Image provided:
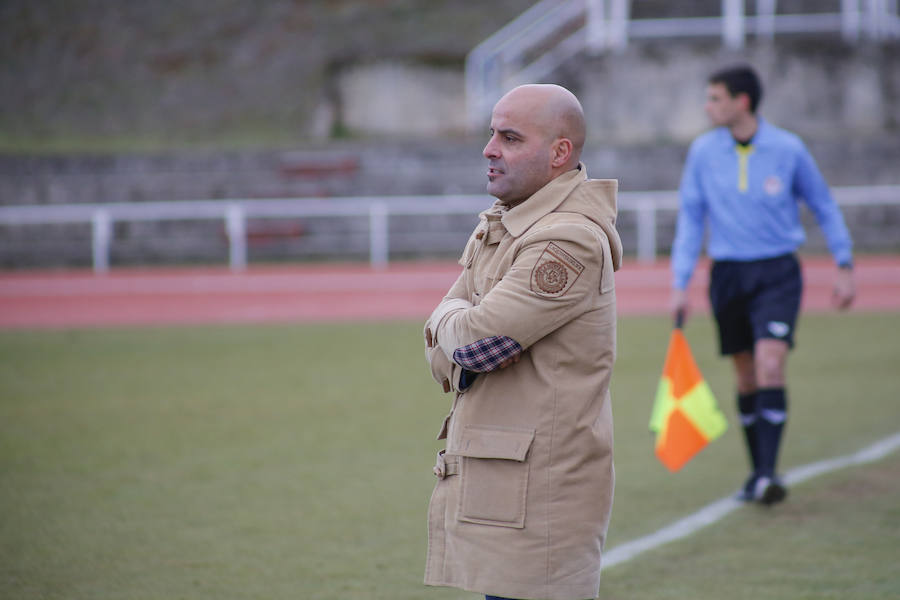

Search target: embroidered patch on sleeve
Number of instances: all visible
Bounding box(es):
[530,242,585,298]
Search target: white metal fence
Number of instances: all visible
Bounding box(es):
[466,0,900,130]
[1,185,897,272]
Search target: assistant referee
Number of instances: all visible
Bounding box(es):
[670,64,855,505]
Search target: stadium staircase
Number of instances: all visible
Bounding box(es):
[465,0,900,130]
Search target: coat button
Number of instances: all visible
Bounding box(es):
[475,231,485,240]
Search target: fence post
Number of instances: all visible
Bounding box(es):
[586,0,607,54]
[225,203,247,271]
[610,0,630,51]
[369,202,389,270]
[865,0,883,39]
[842,0,862,41]
[635,198,658,264]
[756,0,776,39]
[91,208,112,273]
[722,0,745,48]
[870,0,899,39]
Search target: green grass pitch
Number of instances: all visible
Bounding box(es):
[1,313,898,599]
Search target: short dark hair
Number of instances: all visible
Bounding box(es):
[708,65,763,113]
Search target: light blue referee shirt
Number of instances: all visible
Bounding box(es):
[671,117,853,290]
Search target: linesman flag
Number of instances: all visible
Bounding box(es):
[649,321,728,472]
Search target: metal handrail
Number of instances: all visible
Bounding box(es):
[1,185,897,273]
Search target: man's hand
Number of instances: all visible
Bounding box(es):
[670,288,690,326]
[498,353,522,369]
[832,267,855,310]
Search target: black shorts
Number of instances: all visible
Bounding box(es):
[708,254,803,355]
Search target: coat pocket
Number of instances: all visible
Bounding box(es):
[455,425,535,528]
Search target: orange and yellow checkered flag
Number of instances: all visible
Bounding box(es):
[649,325,728,472]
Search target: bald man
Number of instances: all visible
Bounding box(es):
[423,84,622,600]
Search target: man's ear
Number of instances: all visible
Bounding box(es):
[551,138,573,168]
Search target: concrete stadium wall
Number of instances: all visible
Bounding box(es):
[330,40,900,144]
[573,39,900,145]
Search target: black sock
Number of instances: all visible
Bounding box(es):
[756,388,787,478]
[737,392,760,474]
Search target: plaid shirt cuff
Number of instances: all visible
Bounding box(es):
[453,336,522,373]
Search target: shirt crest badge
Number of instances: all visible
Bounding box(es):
[764,175,783,196]
[530,242,584,297]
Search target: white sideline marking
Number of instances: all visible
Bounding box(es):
[603,431,900,569]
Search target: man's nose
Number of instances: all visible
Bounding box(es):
[483,136,499,159]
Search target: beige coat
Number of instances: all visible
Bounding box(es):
[423,165,622,600]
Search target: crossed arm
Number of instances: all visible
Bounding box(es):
[424,225,607,392]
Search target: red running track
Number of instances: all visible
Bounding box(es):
[1,256,898,329]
